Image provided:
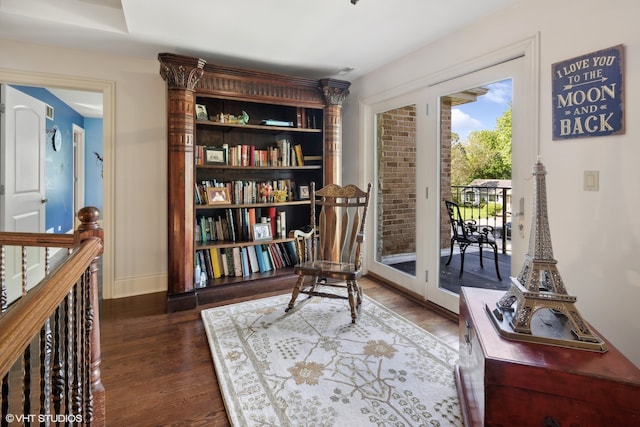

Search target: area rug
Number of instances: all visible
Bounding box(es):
[201,290,463,426]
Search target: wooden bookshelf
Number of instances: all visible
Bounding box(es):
[158,53,350,311]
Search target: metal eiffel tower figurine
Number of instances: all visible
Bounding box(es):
[488,159,607,352]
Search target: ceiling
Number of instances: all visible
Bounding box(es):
[0,0,521,117]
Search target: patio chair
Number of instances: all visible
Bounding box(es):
[444,200,502,281]
[285,182,372,323]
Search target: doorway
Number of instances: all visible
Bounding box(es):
[426,56,536,313]
[0,68,115,299]
[438,78,513,295]
[364,36,540,314]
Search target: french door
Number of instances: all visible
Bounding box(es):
[367,91,428,297]
[425,57,535,312]
[366,40,539,314]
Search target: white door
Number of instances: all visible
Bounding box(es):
[0,84,47,303]
[425,56,536,313]
[367,90,427,295]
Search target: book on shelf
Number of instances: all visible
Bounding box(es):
[232,247,243,277]
[247,245,260,273]
[203,249,215,280]
[271,243,286,269]
[240,247,250,277]
[195,252,202,285]
[198,142,308,168]
[277,242,292,266]
[210,248,222,278]
[294,144,304,166]
[255,245,267,273]
[296,107,306,128]
[263,243,276,270]
[284,240,299,265]
[195,241,298,277]
[277,211,286,239]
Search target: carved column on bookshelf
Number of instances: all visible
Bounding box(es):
[320,79,351,185]
[159,54,205,297]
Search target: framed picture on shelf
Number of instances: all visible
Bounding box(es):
[253,223,272,242]
[206,187,231,205]
[299,185,310,200]
[205,147,226,165]
[195,104,209,120]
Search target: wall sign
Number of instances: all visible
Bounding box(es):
[552,44,624,140]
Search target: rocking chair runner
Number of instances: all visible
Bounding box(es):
[285,182,372,323]
[445,200,502,281]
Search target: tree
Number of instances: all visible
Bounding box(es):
[451,106,511,185]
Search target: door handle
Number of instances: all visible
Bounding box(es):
[41,197,48,204]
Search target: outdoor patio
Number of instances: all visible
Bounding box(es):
[387,246,512,295]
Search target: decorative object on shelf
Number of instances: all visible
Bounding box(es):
[206,187,231,205]
[195,104,208,120]
[273,189,287,203]
[204,147,226,164]
[259,182,273,202]
[260,119,294,127]
[215,111,249,124]
[253,223,272,242]
[488,159,607,352]
[48,125,62,151]
[298,185,309,200]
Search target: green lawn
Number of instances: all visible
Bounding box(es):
[459,205,503,221]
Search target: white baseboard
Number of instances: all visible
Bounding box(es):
[107,273,167,299]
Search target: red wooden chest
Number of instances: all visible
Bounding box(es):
[456,287,640,427]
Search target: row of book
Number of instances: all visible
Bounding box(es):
[195,141,304,167]
[196,179,298,205]
[196,207,287,243]
[194,241,299,286]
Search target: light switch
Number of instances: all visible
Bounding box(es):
[584,170,599,191]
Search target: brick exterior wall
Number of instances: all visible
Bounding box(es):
[440,99,453,250]
[377,105,417,260]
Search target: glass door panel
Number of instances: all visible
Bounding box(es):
[375,105,417,278]
[426,56,534,313]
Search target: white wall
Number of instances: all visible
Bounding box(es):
[344,0,640,366]
[0,40,168,299]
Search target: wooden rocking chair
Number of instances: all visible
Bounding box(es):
[285,182,372,323]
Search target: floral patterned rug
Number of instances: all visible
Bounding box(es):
[201,290,463,426]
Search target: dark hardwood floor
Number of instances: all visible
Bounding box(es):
[100,276,460,426]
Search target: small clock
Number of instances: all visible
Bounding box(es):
[51,125,62,151]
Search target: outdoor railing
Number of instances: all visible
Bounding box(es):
[0,207,105,426]
[450,185,512,253]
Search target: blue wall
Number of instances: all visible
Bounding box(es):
[84,118,103,210]
[11,85,103,233]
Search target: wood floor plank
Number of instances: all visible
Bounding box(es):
[100,276,459,426]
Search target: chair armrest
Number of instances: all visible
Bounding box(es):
[478,225,495,234]
[293,228,315,239]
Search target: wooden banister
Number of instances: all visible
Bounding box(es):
[0,207,105,426]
